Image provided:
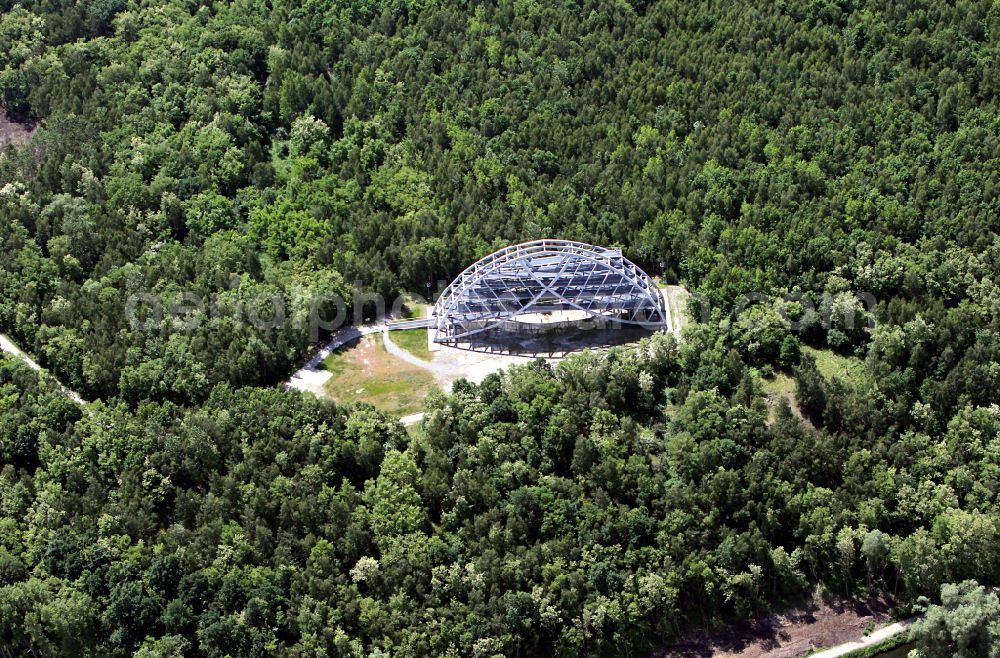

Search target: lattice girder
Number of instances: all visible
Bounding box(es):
[432,239,668,342]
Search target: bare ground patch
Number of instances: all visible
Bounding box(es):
[651,591,897,658]
[320,334,437,417]
[0,109,36,149]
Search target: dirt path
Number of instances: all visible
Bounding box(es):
[1,333,87,406]
[399,412,425,425]
[0,333,42,371]
[809,619,912,658]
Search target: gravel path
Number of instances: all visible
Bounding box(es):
[382,330,464,381]
[381,329,527,389]
[0,333,41,371]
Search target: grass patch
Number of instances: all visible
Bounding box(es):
[757,348,867,400]
[391,328,431,360]
[760,372,796,397]
[320,334,436,417]
[759,371,802,424]
[803,345,869,385]
[319,339,358,376]
[400,293,430,320]
[759,347,868,423]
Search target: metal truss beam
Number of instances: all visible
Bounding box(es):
[432,239,668,343]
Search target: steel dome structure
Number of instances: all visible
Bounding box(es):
[432,239,669,343]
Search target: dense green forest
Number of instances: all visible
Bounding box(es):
[2,338,998,656]
[2,0,1000,655]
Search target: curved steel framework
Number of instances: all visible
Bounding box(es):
[433,239,669,343]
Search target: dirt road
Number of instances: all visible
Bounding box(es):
[809,619,912,658]
[1,333,87,406]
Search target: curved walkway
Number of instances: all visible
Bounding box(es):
[286,325,433,427]
[381,330,435,370]
[381,329,475,387]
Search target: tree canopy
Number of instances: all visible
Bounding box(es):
[1,0,1000,655]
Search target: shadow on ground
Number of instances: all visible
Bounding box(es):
[0,108,36,149]
[649,595,895,658]
[447,325,661,358]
